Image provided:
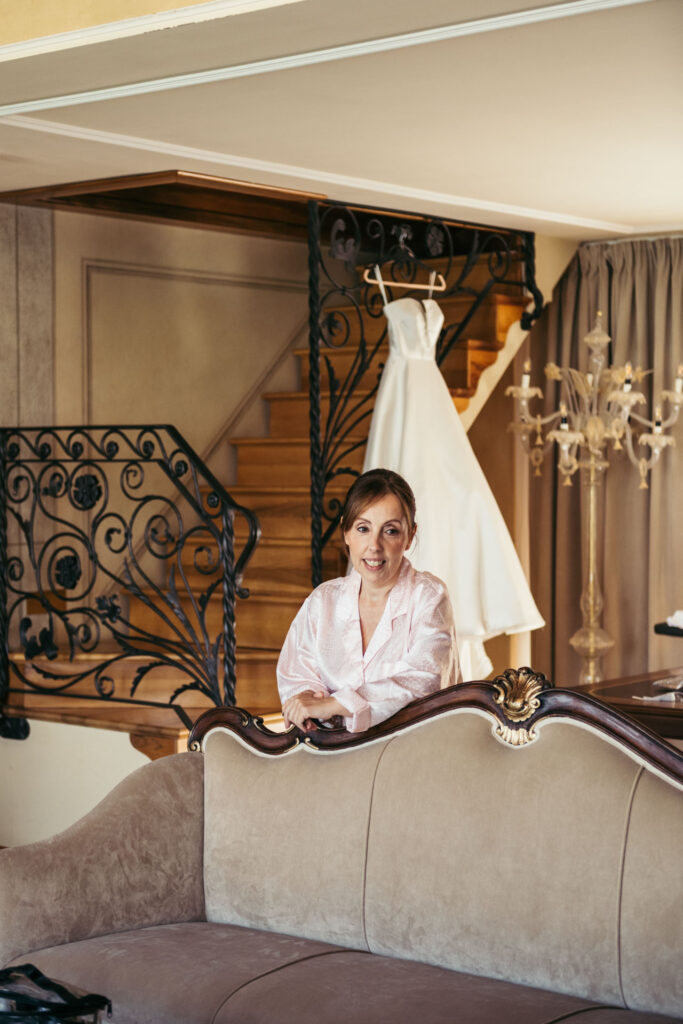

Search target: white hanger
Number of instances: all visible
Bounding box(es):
[363,263,447,294]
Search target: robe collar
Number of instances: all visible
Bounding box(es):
[338,557,414,623]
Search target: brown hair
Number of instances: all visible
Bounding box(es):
[340,468,417,535]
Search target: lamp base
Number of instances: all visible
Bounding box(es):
[569,625,616,686]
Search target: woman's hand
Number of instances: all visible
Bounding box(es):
[282,691,348,731]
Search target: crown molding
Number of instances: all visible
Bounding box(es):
[0,0,655,115]
[0,0,302,63]
[0,114,635,236]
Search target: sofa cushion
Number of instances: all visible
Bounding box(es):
[212,948,679,1024]
[18,924,678,1024]
[18,922,344,1024]
[203,728,390,948]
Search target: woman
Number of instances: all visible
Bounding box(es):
[277,468,461,733]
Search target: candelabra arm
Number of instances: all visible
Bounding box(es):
[621,423,641,469]
[628,410,656,429]
[658,405,682,431]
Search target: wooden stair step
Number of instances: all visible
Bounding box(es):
[9,647,281,711]
[2,699,203,759]
[228,485,348,540]
[449,340,500,392]
[315,292,527,354]
[243,564,319,595]
[294,340,498,392]
[231,437,366,486]
[265,388,376,436]
[264,386,471,437]
[3,699,285,758]
[180,534,343,581]
[129,589,303,651]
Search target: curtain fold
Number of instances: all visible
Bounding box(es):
[528,237,683,685]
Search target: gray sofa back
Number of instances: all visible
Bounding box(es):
[203,707,683,1018]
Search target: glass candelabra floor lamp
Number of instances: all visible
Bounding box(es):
[507,313,683,686]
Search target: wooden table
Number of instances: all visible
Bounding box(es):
[571,666,683,741]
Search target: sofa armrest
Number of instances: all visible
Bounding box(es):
[0,751,205,965]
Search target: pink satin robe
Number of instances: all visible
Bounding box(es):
[277,558,461,732]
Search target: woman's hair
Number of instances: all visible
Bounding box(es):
[340,468,416,535]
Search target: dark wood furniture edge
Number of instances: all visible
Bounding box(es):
[567,665,683,740]
[0,170,327,206]
[187,669,683,785]
[654,622,683,637]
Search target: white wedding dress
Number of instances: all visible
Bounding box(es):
[362,295,544,680]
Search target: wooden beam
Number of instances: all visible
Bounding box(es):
[0,170,327,240]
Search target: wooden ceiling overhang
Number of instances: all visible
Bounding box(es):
[0,170,328,241]
[0,170,527,244]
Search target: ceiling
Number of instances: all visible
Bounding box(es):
[0,0,681,240]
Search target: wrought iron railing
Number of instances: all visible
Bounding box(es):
[306,199,544,586]
[0,425,259,736]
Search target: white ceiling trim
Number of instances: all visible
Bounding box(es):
[0,0,655,116]
[0,0,304,63]
[0,114,635,235]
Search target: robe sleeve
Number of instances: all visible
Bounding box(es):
[276,593,331,706]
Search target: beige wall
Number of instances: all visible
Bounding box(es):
[55,211,307,480]
[0,0,217,46]
[0,720,147,847]
[534,234,577,307]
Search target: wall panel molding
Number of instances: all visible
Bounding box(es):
[80,255,307,433]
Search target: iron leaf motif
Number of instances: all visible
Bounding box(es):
[20,616,58,661]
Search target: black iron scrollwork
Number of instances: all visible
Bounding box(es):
[0,425,260,727]
[307,200,544,586]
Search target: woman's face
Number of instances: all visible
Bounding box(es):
[344,493,415,590]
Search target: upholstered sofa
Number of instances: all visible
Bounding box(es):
[1,670,682,1024]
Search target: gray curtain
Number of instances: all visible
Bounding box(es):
[528,237,683,686]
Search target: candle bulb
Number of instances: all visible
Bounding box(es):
[586,372,594,389]
[624,362,633,393]
[654,405,662,434]
[560,402,569,431]
[675,364,683,395]
[521,359,531,389]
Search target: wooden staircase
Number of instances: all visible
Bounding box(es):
[226,285,529,713]
[4,280,529,755]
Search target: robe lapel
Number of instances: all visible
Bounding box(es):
[362,602,393,667]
